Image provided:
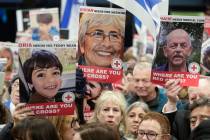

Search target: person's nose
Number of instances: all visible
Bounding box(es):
[133,116,140,123]
[137,80,144,88]
[107,110,114,117]
[101,35,111,46]
[194,119,201,129]
[47,74,56,82]
[175,44,183,52]
[141,134,148,140]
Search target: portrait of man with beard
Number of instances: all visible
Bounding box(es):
[154,29,193,72]
[78,13,125,67]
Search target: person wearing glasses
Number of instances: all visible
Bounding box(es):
[155,29,193,72]
[137,112,171,140]
[58,115,79,140]
[78,13,125,67]
[189,97,210,130]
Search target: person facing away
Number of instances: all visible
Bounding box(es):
[73,122,120,140]
[12,117,60,140]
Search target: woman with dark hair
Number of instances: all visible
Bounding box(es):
[12,117,60,140]
[73,122,120,140]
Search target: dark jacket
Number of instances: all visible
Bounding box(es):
[164,109,191,140]
[0,122,14,140]
[189,120,210,140]
[126,87,185,113]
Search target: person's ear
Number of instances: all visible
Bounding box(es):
[187,46,193,57]
[80,42,85,54]
[163,45,168,57]
[162,134,171,140]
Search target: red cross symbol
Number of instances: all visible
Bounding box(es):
[191,64,197,71]
[114,60,121,67]
[65,95,72,101]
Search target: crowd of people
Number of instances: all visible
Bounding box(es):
[0,7,210,140]
[0,53,210,140]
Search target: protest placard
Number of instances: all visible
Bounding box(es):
[19,41,76,116]
[78,6,126,86]
[152,15,204,86]
[16,8,60,42]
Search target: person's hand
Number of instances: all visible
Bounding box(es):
[164,79,182,112]
[165,79,182,103]
[113,83,126,93]
[13,103,34,126]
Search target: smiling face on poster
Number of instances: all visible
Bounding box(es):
[151,15,204,86]
[19,41,76,116]
[77,6,126,86]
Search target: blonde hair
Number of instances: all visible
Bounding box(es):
[133,62,152,74]
[90,90,127,127]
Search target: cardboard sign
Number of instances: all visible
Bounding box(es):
[16,8,60,42]
[152,15,204,86]
[78,6,126,86]
[19,41,76,116]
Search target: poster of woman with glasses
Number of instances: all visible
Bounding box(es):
[78,6,126,86]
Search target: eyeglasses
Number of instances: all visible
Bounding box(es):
[85,30,122,43]
[138,130,160,140]
[190,115,210,127]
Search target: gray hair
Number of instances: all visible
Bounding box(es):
[190,97,210,111]
[133,62,152,73]
[126,101,149,115]
[166,28,192,47]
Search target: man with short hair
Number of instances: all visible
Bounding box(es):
[127,62,183,113]
[156,29,193,72]
[163,77,210,140]
[189,97,210,130]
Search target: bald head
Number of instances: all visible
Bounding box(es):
[163,29,193,72]
[166,29,191,47]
